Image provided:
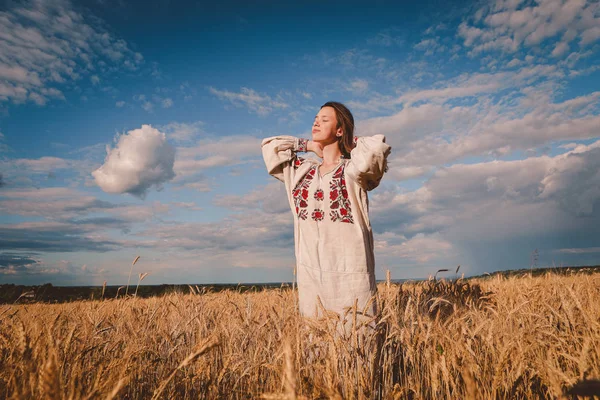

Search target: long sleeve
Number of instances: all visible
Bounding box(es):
[345,134,391,191]
[261,135,308,183]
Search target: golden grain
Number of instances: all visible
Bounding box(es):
[0,273,598,399]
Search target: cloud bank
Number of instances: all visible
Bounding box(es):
[0,0,143,105]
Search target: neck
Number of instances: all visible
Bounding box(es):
[321,141,343,165]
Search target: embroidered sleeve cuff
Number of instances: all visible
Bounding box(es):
[296,138,308,152]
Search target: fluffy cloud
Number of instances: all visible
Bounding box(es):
[375,231,455,264]
[92,125,176,198]
[365,139,600,273]
[538,141,600,216]
[0,0,143,105]
[355,76,599,182]
[458,0,600,55]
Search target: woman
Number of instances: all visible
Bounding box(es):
[261,101,391,322]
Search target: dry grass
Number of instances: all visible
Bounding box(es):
[0,273,598,399]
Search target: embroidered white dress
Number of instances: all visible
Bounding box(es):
[261,135,391,319]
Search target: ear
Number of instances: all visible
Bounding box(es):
[336,127,343,137]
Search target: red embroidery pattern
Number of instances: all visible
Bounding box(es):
[292,166,316,220]
[293,157,304,170]
[311,209,324,221]
[297,138,308,152]
[329,164,354,223]
[314,189,324,201]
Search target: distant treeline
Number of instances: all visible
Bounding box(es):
[468,265,600,279]
[0,282,294,305]
[1,265,599,305]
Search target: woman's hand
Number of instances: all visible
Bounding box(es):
[307,140,323,158]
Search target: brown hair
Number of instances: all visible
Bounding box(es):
[321,101,354,159]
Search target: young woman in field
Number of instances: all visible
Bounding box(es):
[261,101,391,323]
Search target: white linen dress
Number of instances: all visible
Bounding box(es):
[261,135,391,320]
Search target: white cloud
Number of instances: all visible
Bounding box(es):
[162,98,173,108]
[580,26,600,46]
[108,201,171,222]
[0,64,41,85]
[214,181,290,214]
[179,181,212,192]
[116,100,125,107]
[359,139,600,274]
[413,37,447,55]
[0,0,144,105]
[538,140,600,216]
[353,68,599,181]
[171,201,203,211]
[349,79,369,93]
[372,139,600,239]
[92,125,176,198]
[551,41,570,57]
[357,103,447,142]
[458,0,600,56]
[375,232,455,264]
[349,63,564,114]
[0,188,114,219]
[0,155,75,188]
[209,86,289,116]
[555,247,600,254]
[142,101,153,112]
[135,207,294,253]
[160,121,204,143]
[13,156,69,172]
[174,135,261,181]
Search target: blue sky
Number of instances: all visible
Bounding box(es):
[1,0,599,285]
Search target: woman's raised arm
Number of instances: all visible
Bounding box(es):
[345,134,391,191]
[261,136,311,183]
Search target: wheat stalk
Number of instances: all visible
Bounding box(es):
[151,335,219,400]
[105,377,128,400]
[134,273,149,297]
[125,256,141,296]
[39,352,61,399]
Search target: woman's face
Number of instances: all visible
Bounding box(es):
[312,106,341,144]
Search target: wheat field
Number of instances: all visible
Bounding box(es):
[0,273,598,399]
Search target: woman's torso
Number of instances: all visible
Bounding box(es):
[289,158,375,275]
